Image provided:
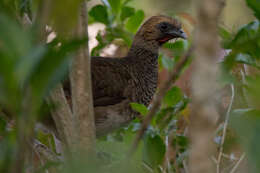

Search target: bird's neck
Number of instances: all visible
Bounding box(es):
[127,37,159,63]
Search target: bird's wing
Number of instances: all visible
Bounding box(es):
[91,57,130,107]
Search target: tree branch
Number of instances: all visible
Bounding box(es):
[128,46,194,155]
[49,84,78,150]
[188,0,226,172]
[70,1,96,153]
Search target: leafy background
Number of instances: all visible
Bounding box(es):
[0,0,259,172]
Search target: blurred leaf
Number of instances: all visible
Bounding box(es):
[235,53,260,69]
[231,20,259,46]
[160,55,174,70]
[219,26,233,48]
[130,103,148,116]
[89,5,109,25]
[0,14,31,108]
[176,135,189,149]
[245,75,260,103]
[120,6,135,21]
[226,20,260,58]
[36,131,56,151]
[29,38,86,98]
[163,40,189,57]
[50,0,83,34]
[246,0,260,19]
[108,0,121,14]
[163,87,183,107]
[15,45,47,85]
[231,108,260,173]
[125,10,144,33]
[35,161,61,173]
[0,14,31,59]
[123,0,133,5]
[143,134,166,168]
[219,26,232,40]
[91,32,107,56]
[0,115,7,135]
[0,0,19,18]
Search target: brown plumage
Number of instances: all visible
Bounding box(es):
[90,15,186,136]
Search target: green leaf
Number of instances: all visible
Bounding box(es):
[108,0,121,14]
[120,6,135,21]
[125,10,145,33]
[0,115,7,135]
[15,45,47,85]
[231,108,260,173]
[143,134,166,168]
[219,26,233,48]
[246,0,260,19]
[176,135,189,149]
[228,20,260,52]
[235,53,260,69]
[219,26,232,40]
[29,38,86,98]
[89,5,109,25]
[123,0,133,5]
[130,103,148,116]
[246,75,260,103]
[163,87,183,107]
[36,131,56,151]
[163,40,189,57]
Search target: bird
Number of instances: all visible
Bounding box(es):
[88,15,187,136]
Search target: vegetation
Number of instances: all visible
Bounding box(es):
[0,0,259,173]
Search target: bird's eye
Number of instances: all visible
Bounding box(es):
[160,23,168,30]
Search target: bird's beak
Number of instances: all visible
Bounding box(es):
[167,29,187,39]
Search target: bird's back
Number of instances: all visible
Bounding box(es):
[91,56,131,107]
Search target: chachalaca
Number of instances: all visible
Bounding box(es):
[62,15,187,137]
[88,15,187,136]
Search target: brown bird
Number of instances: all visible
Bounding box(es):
[89,15,187,136]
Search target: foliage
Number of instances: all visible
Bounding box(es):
[0,0,259,173]
[219,0,260,172]
[89,0,144,56]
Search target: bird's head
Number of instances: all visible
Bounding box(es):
[134,15,187,46]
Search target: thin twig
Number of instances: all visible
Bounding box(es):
[216,84,235,173]
[128,46,194,155]
[230,153,246,173]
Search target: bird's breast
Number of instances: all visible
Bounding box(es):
[131,66,158,106]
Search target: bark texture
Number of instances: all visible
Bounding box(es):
[70,1,96,152]
[189,0,225,172]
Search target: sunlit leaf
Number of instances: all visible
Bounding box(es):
[163,87,183,107]
[130,103,148,116]
[163,40,189,57]
[107,0,121,14]
[125,10,144,33]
